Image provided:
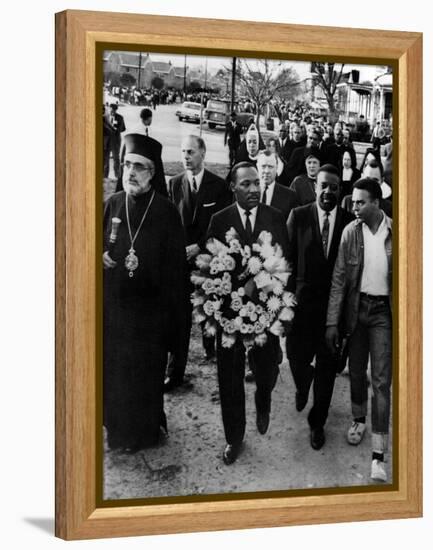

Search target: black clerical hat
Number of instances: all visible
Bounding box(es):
[123,133,160,164]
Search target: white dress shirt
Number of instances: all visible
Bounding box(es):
[317,205,337,257]
[360,212,390,295]
[260,180,276,206]
[236,204,258,232]
[187,168,204,193]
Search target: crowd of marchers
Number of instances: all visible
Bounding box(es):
[102,99,393,484]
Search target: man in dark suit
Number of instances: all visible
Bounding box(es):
[321,123,352,170]
[224,112,243,167]
[286,128,323,185]
[106,103,126,179]
[207,162,290,465]
[165,135,232,391]
[286,164,354,450]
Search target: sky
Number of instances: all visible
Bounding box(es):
[136,51,390,83]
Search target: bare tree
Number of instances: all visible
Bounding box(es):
[235,59,300,126]
[310,62,345,121]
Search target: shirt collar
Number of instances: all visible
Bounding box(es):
[260,180,276,192]
[236,203,258,217]
[317,204,337,219]
[187,167,205,188]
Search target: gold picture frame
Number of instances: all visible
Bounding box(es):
[55,9,422,540]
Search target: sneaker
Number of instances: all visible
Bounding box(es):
[347,421,366,445]
[371,459,387,482]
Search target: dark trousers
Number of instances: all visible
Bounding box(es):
[217,333,280,445]
[287,305,338,429]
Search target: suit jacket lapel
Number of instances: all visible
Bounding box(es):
[328,207,343,261]
[311,203,324,257]
[192,170,209,224]
[180,173,193,226]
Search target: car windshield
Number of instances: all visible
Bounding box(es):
[207,101,229,112]
[184,103,201,110]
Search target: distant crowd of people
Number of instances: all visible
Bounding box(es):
[103,98,393,484]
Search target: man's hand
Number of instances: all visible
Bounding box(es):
[103,251,117,269]
[325,326,339,354]
[186,244,200,262]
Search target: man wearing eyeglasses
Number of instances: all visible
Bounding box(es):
[103,133,187,454]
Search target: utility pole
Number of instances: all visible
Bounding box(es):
[231,57,237,112]
[137,52,142,89]
[183,54,187,98]
[204,57,208,90]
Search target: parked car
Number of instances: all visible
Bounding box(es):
[175,101,202,122]
[203,99,252,129]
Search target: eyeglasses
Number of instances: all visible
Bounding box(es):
[121,161,152,173]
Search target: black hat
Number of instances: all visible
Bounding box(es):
[109,103,118,110]
[123,133,161,164]
[304,148,321,161]
[230,111,237,118]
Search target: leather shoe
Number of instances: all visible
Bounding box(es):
[222,442,241,465]
[310,427,325,450]
[256,410,270,435]
[163,376,183,393]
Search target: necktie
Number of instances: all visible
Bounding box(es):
[192,176,198,193]
[262,184,269,204]
[322,212,330,258]
[145,126,149,136]
[245,210,253,241]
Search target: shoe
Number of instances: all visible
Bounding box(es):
[163,376,183,393]
[310,427,325,450]
[245,369,255,382]
[371,459,387,482]
[222,442,241,465]
[347,421,366,445]
[256,410,270,435]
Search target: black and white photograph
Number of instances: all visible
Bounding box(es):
[101,49,394,501]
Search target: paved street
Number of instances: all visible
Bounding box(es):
[109,102,372,177]
[103,326,393,500]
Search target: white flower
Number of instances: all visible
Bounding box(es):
[202,279,215,294]
[259,291,268,302]
[272,280,284,296]
[204,321,217,336]
[245,302,256,315]
[193,310,207,323]
[225,320,236,334]
[214,310,222,321]
[195,254,212,270]
[254,321,265,334]
[191,272,207,286]
[247,256,262,275]
[229,239,242,254]
[222,255,236,271]
[267,296,281,313]
[254,333,268,346]
[240,323,250,334]
[262,256,281,273]
[279,307,295,322]
[255,270,273,289]
[282,291,297,308]
[234,316,243,330]
[260,243,275,260]
[222,332,236,348]
[259,313,271,326]
[225,227,239,243]
[220,280,232,295]
[237,287,245,297]
[249,312,258,322]
[257,230,273,245]
[255,304,264,315]
[203,300,216,316]
[231,297,243,311]
[239,307,248,317]
[191,292,205,307]
[206,238,228,256]
[222,272,231,283]
[209,257,224,273]
[274,244,283,258]
[269,319,284,336]
[241,245,251,260]
[252,243,261,253]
